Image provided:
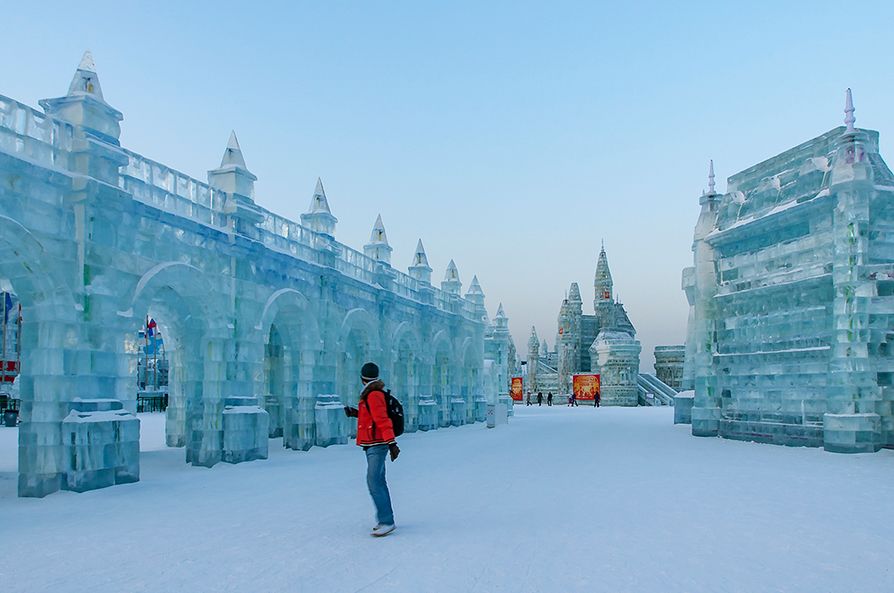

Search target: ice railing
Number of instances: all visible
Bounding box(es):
[119,149,479,321]
[0,95,75,170]
[0,95,480,322]
[120,149,226,227]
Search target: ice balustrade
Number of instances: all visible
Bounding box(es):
[0,95,74,170]
[393,271,418,301]
[257,211,319,263]
[120,149,225,228]
[0,95,481,322]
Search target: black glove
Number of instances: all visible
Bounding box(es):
[389,443,400,461]
[344,406,358,418]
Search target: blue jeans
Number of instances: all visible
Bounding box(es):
[365,444,394,525]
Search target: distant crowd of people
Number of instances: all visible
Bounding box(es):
[525,390,600,407]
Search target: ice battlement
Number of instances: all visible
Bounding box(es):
[0,94,478,321]
[727,126,880,193]
[712,126,894,235]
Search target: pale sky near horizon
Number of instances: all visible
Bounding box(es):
[3,1,893,370]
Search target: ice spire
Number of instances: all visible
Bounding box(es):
[364,214,392,264]
[595,244,614,306]
[442,259,462,294]
[466,274,485,307]
[67,50,104,100]
[467,275,484,295]
[444,260,460,282]
[300,178,337,235]
[568,282,582,302]
[40,50,122,145]
[208,130,257,204]
[844,88,856,134]
[408,239,432,283]
[708,159,716,194]
[220,131,248,169]
[368,214,389,245]
[528,326,539,349]
[541,338,549,353]
[411,239,430,267]
[308,178,332,214]
[493,302,509,331]
[79,50,96,72]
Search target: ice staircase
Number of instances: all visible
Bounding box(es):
[636,373,676,406]
[536,361,560,394]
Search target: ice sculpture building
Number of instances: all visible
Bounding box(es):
[683,90,894,453]
[0,53,512,497]
[526,247,677,405]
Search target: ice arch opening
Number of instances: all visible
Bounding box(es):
[431,330,453,427]
[120,285,204,451]
[338,308,381,406]
[119,262,216,466]
[460,337,481,423]
[391,322,421,432]
[264,324,286,438]
[255,288,320,450]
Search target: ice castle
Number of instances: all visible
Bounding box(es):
[682,90,894,453]
[0,52,515,497]
[526,246,677,406]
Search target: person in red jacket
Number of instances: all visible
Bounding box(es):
[344,362,400,537]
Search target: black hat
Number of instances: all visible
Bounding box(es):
[360,362,379,380]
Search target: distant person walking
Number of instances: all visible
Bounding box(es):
[537,392,543,406]
[526,392,532,406]
[595,392,601,408]
[572,393,578,407]
[343,362,400,537]
[547,392,553,406]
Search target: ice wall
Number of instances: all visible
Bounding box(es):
[0,53,512,497]
[684,94,894,452]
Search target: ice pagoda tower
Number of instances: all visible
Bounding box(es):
[683,89,894,452]
[526,326,540,393]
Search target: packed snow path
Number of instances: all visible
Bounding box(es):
[2,407,893,593]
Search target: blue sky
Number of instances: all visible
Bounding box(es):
[3,0,893,369]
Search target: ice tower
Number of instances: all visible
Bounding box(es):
[683,90,894,452]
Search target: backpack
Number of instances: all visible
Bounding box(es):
[365,389,405,437]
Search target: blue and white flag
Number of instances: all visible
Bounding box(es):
[2,292,12,324]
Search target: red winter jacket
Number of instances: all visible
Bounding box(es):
[356,379,396,447]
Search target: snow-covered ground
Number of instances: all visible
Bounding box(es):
[1,407,893,593]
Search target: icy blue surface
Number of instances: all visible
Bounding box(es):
[682,99,894,452]
[1,54,515,497]
[221,397,269,463]
[62,398,139,492]
[314,394,349,447]
[416,395,438,431]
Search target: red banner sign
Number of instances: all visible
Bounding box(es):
[573,374,600,401]
[510,377,524,401]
